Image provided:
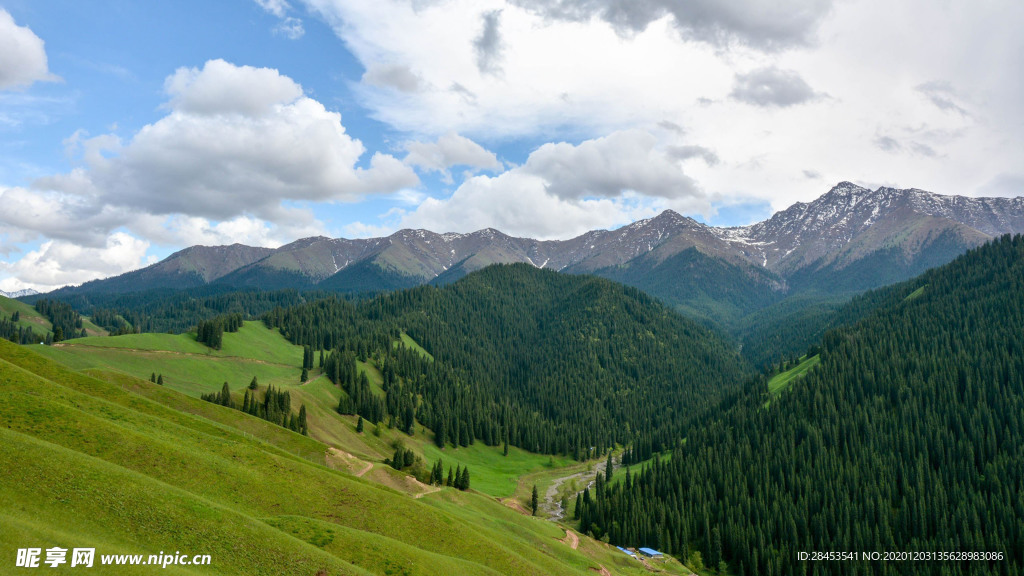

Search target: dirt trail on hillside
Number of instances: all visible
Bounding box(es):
[501,497,532,516]
[560,529,579,549]
[326,447,373,477]
[55,343,293,367]
[545,455,619,520]
[589,566,611,576]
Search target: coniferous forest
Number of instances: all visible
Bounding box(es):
[579,235,1024,575]
[264,264,752,458]
[12,228,1024,576]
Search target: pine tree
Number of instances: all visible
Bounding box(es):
[531,485,539,516]
[157,374,163,385]
[219,382,233,408]
[298,404,308,435]
[249,376,258,390]
[446,467,454,487]
[605,451,614,483]
[434,418,446,448]
[300,367,308,382]
[356,416,364,433]
[150,372,156,383]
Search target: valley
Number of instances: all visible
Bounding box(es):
[2,187,1023,575]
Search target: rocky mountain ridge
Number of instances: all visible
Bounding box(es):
[50,183,1024,304]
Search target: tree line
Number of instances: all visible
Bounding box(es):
[263,264,751,460]
[579,235,1024,576]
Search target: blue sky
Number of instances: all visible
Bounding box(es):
[1,0,1022,291]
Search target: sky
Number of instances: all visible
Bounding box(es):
[0,0,1022,292]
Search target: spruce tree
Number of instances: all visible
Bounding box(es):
[249,376,258,390]
[356,416,364,433]
[157,374,163,385]
[531,485,539,516]
[300,367,308,382]
[446,467,454,487]
[605,451,614,483]
[220,382,232,408]
[150,372,156,383]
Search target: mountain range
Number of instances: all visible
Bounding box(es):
[51,182,1024,323]
[0,288,39,299]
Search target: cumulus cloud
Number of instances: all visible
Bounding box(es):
[37,59,418,222]
[0,9,58,90]
[730,66,820,107]
[522,130,702,200]
[398,129,710,238]
[0,187,134,247]
[509,0,834,49]
[474,10,505,75]
[401,171,658,239]
[403,132,502,173]
[0,234,155,293]
[163,59,303,116]
[1,60,416,289]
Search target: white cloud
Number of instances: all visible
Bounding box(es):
[164,59,304,116]
[38,59,418,222]
[299,0,1024,216]
[398,129,710,238]
[730,66,821,107]
[275,17,306,39]
[254,0,305,40]
[255,0,290,18]
[509,0,834,49]
[522,129,701,200]
[0,9,58,90]
[401,171,661,239]
[1,60,416,290]
[0,233,154,293]
[403,132,502,173]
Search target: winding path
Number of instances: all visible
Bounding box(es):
[544,454,620,520]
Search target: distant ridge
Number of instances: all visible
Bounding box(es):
[0,288,39,299]
[48,183,1024,319]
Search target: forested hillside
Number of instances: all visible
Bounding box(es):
[264,263,751,459]
[579,234,1024,575]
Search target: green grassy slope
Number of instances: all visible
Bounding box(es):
[32,324,589,502]
[34,322,305,396]
[766,354,820,394]
[0,338,646,576]
[0,295,53,333]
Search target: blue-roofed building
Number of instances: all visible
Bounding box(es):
[616,546,637,558]
[638,547,664,558]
